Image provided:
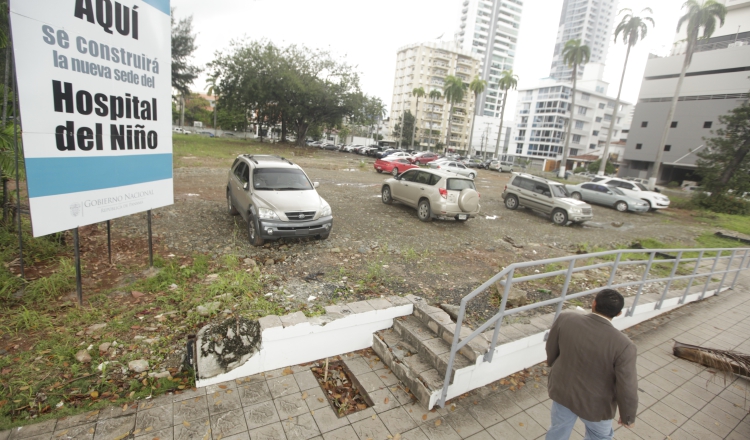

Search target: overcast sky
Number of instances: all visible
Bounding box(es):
[173,0,686,116]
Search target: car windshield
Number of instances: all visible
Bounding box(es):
[253,168,313,191]
[635,183,648,191]
[550,184,569,198]
[446,178,475,191]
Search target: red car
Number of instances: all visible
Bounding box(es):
[411,152,439,165]
[374,158,419,176]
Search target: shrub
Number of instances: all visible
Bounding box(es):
[693,192,750,215]
[666,181,680,188]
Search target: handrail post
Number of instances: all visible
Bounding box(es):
[607,253,622,287]
[701,250,722,299]
[716,250,736,295]
[681,250,704,304]
[485,268,516,363]
[628,252,655,317]
[657,251,682,310]
[549,260,576,340]
[731,249,749,289]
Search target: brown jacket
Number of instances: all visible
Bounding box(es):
[546,312,638,424]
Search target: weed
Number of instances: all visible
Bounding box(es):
[403,247,419,262]
[24,258,76,303]
[8,306,51,333]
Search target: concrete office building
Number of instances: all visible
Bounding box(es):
[619,0,750,183]
[512,64,633,171]
[549,0,617,81]
[388,41,480,151]
[456,0,524,155]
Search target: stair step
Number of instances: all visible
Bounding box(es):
[394,316,473,380]
[372,330,434,408]
[410,303,488,362]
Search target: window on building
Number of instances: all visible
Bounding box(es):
[641,121,648,127]
[603,114,612,122]
[670,121,678,128]
[516,143,524,154]
[575,121,584,129]
[595,117,602,123]
[598,103,605,109]
[703,121,712,128]
[572,134,581,144]
[581,92,590,101]
[589,144,596,149]
[578,106,587,115]
[636,143,642,150]
[664,145,671,151]
[593,130,599,136]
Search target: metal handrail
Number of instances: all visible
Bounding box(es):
[437,246,750,407]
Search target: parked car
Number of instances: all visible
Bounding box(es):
[388,151,414,161]
[488,160,500,171]
[222,132,236,138]
[477,159,494,169]
[411,152,439,165]
[502,173,593,225]
[565,183,649,213]
[374,158,419,176]
[321,143,338,150]
[498,161,514,172]
[173,127,191,135]
[381,168,480,222]
[429,160,476,179]
[198,131,214,137]
[226,155,332,246]
[595,177,670,210]
[462,158,484,168]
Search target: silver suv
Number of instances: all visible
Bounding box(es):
[227,155,332,246]
[381,168,480,222]
[502,173,593,225]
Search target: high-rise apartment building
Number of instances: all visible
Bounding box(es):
[389,41,480,151]
[549,0,617,81]
[457,0,523,118]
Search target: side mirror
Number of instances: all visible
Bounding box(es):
[313,182,320,188]
[243,182,249,190]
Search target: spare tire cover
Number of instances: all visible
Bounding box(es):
[458,189,479,212]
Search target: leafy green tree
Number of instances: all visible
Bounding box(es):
[651,0,726,188]
[466,76,487,156]
[338,126,352,144]
[559,39,591,178]
[392,111,417,147]
[443,75,467,152]
[171,11,201,97]
[600,8,654,176]
[183,94,213,127]
[696,102,750,201]
[587,159,616,175]
[492,70,518,159]
[410,87,426,150]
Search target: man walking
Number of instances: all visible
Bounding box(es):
[545,289,638,439]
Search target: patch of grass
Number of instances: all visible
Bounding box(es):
[23,258,77,304]
[693,212,750,236]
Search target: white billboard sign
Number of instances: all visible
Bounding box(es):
[10,0,173,237]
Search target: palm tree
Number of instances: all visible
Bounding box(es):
[559,39,591,178]
[650,0,726,188]
[410,87,426,150]
[466,76,487,157]
[428,90,442,150]
[205,73,220,137]
[372,99,387,144]
[599,8,655,176]
[492,70,518,159]
[443,75,467,154]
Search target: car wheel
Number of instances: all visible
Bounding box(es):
[571,192,582,200]
[417,199,432,222]
[615,201,628,212]
[391,168,399,176]
[643,199,654,211]
[381,186,393,205]
[227,190,238,216]
[317,231,330,241]
[504,194,518,210]
[552,209,568,226]
[247,215,265,246]
[469,173,475,179]
[376,169,383,173]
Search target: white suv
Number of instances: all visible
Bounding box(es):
[596,178,670,210]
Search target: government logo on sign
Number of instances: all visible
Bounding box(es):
[70,202,81,217]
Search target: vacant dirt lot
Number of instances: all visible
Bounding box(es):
[110,146,727,322]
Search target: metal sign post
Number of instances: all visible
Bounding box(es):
[147,210,153,267]
[106,220,111,265]
[73,227,82,306]
[12,48,23,279]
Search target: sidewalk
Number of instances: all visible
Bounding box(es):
[4,276,750,439]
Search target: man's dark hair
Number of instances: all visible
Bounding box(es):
[594,289,624,318]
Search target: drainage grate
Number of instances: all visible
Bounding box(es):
[311,360,374,418]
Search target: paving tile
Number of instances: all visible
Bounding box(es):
[321,425,356,440]
[235,373,266,386]
[419,416,462,440]
[636,409,678,436]
[274,392,310,419]
[463,400,505,428]
[367,388,398,413]
[97,403,137,421]
[661,394,699,418]
[173,395,209,425]
[207,388,242,415]
[688,407,737,438]
[52,421,96,439]
[351,415,390,439]
[54,411,100,431]
[679,419,723,440]
[293,370,319,391]
[372,368,399,387]
[171,387,206,403]
[174,417,211,440]
[484,391,523,420]
[355,371,387,393]
[378,407,417,436]
[711,392,750,419]
[134,426,173,440]
[346,407,376,424]
[268,376,301,399]
[93,414,136,440]
[136,403,173,432]
[649,401,688,427]
[216,433,250,440]
[311,406,349,434]
[138,394,174,411]
[206,380,238,394]
[301,387,330,411]
[0,430,8,440]
[282,413,321,440]
[464,431,494,440]
[504,412,546,440]
[402,402,441,424]
[628,417,670,440]
[485,420,526,440]
[443,407,484,438]
[522,403,550,431]
[399,427,430,440]
[243,401,280,430]
[343,357,373,375]
[238,381,274,406]
[210,408,248,438]
[249,421,287,440]
[11,419,57,439]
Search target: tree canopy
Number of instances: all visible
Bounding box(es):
[171,11,201,96]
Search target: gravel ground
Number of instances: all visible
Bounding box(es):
[113,149,723,325]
